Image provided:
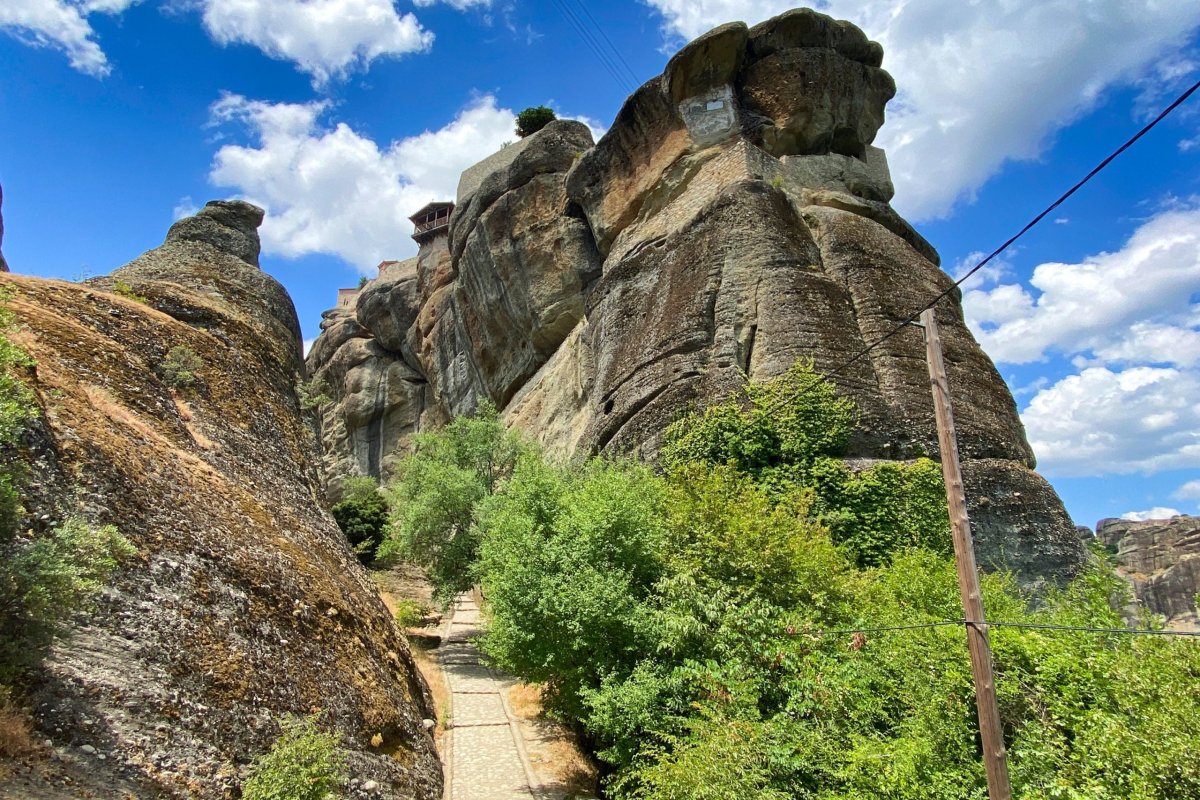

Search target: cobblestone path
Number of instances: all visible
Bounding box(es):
[441,592,541,800]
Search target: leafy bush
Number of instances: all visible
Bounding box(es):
[160,345,203,389]
[660,362,949,566]
[0,517,135,682]
[297,379,333,410]
[112,279,148,304]
[330,476,388,562]
[515,106,556,137]
[392,599,428,629]
[469,364,1200,800]
[477,457,668,721]
[381,401,526,603]
[241,715,349,800]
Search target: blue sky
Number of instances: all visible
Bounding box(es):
[2,0,1199,529]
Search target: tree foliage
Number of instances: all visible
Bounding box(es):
[383,362,1200,800]
[241,715,349,800]
[380,401,526,603]
[330,477,389,563]
[515,106,556,137]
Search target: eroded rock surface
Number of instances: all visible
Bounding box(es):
[307,8,1084,585]
[1097,515,1200,629]
[1,201,442,799]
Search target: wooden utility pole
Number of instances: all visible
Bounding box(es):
[920,307,1013,800]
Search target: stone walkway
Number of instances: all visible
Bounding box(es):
[441,592,541,800]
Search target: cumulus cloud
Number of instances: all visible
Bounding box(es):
[208,93,516,271]
[642,0,1200,220]
[0,0,138,77]
[200,0,433,84]
[1021,366,1200,477]
[1120,507,1182,521]
[964,206,1200,367]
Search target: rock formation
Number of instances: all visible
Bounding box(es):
[1,202,441,798]
[308,8,1084,586]
[0,181,9,273]
[1097,515,1199,630]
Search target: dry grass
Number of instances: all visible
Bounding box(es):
[0,693,36,781]
[506,683,599,799]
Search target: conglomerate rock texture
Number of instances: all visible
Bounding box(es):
[0,202,442,799]
[308,8,1084,585]
[1097,515,1200,630]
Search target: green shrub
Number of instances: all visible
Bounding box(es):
[112,279,148,304]
[330,477,388,562]
[660,362,950,566]
[160,345,203,389]
[515,106,556,137]
[392,599,428,629]
[0,517,135,682]
[477,457,668,722]
[242,715,349,800]
[297,379,333,410]
[659,361,855,478]
[381,401,526,603]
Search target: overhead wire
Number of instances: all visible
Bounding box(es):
[568,0,641,88]
[551,0,636,92]
[777,620,1200,639]
[761,76,1200,415]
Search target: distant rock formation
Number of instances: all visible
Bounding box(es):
[1097,515,1199,629]
[307,8,1084,586]
[0,181,9,272]
[1,201,441,798]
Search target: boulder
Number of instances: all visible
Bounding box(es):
[2,201,442,799]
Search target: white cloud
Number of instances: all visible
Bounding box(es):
[208,93,516,271]
[1120,507,1182,521]
[964,206,1200,367]
[1022,366,1200,477]
[0,0,138,77]
[642,0,1200,221]
[172,196,200,220]
[199,0,433,85]
[413,0,490,9]
[1173,480,1200,501]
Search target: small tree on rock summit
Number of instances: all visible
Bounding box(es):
[515,106,556,138]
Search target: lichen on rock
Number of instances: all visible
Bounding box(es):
[1,201,442,799]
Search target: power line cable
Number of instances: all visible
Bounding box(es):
[568,0,640,88]
[551,0,633,92]
[762,76,1200,415]
[779,619,1200,639]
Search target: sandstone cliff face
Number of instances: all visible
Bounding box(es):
[1097,515,1199,630]
[1,202,441,799]
[308,8,1084,585]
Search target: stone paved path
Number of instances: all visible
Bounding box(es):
[442,592,540,800]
